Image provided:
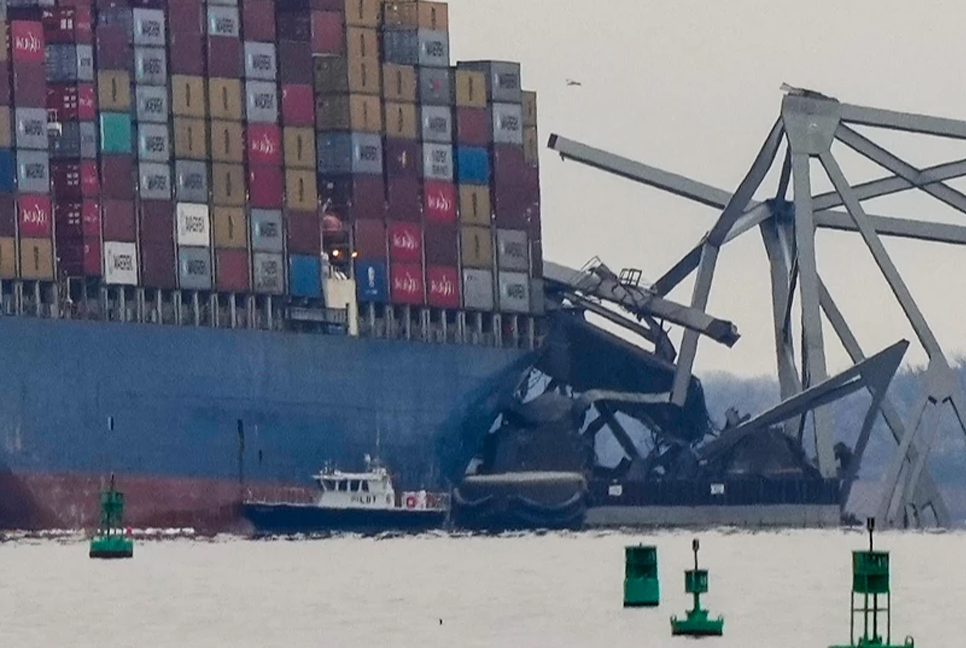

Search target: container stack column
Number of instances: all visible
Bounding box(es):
[0,13,15,311]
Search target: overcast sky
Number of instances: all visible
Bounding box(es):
[446,0,966,379]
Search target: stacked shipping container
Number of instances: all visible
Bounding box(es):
[0,0,542,322]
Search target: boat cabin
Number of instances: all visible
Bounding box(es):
[312,464,396,509]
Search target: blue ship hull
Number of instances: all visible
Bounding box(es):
[241,502,447,536]
[0,316,526,530]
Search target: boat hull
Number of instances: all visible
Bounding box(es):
[241,502,447,535]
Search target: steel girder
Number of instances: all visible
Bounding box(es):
[547,90,966,526]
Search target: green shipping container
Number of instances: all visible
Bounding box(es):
[99,112,132,153]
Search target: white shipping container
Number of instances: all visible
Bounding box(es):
[176,202,211,247]
[496,229,529,272]
[491,103,523,145]
[498,270,530,313]
[103,241,139,285]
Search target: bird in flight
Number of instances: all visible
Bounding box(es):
[566,78,582,87]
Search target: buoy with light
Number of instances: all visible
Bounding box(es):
[829,518,914,648]
[89,474,134,559]
[670,538,723,637]
[623,544,660,607]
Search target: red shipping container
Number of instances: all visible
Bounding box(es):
[100,156,135,200]
[18,195,52,238]
[51,161,84,199]
[423,224,457,265]
[42,8,78,44]
[82,199,101,237]
[281,84,314,125]
[426,265,460,309]
[74,5,94,42]
[384,139,421,178]
[248,165,284,208]
[456,108,489,146]
[386,177,422,222]
[423,181,456,224]
[311,11,344,55]
[243,0,276,42]
[167,0,205,34]
[286,210,321,255]
[207,36,242,79]
[276,14,311,43]
[139,201,174,244]
[0,195,15,237]
[13,63,47,107]
[101,200,136,242]
[215,248,250,291]
[11,22,45,65]
[277,40,313,85]
[141,243,177,289]
[47,84,78,121]
[353,219,385,260]
[247,124,282,166]
[390,261,424,305]
[95,27,130,71]
[54,200,83,239]
[80,160,99,197]
[319,175,385,221]
[387,221,421,264]
[169,32,205,75]
[78,84,96,120]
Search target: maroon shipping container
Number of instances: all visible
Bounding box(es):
[311,11,344,55]
[100,155,135,200]
[167,0,205,33]
[102,200,136,242]
[95,26,130,71]
[386,220,421,264]
[139,200,174,244]
[42,8,82,44]
[286,210,321,255]
[169,32,205,75]
[18,194,52,238]
[48,84,80,121]
[491,144,530,228]
[208,36,242,79]
[423,224,457,265]
[426,265,460,309]
[310,0,342,9]
[0,67,11,106]
[11,21,45,65]
[78,84,96,120]
[390,261,424,305]
[54,200,83,239]
[281,84,314,125]
[243,0,277,41]
[384,139,421,178]
[82,199,100,237]
[276,13,311,42]
[0,195,15,237]
[386,177,421,222]
[277,40,313,85]
[319,175,385,221]
[456,107,489,146]
[215,248,250,291]
[13,63,47,107]
[423,181,456,224]
[247,123,282,166]
[51,161,99,199]
[57,239,101,278]
[248,165,284,208]
[141,242,177,288]
[353,218,385,260]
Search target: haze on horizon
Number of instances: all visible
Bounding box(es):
[446,0,966,380]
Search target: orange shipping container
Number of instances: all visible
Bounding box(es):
[459,185,491,226]
[212,163,246,206]
[382,1,418,28]
[173,118,210,160]
[522,91,537,127]
[285,170,318,212]
[208,78,244,121]
[0,237,15,278]
[210,120,245,163]
[172,75,207,118]
[346,27,379,60]
[315,94,383,133]
[344,0,380,27]
[382,64,417,103]
[523,127,539,167]
[383,102,417,139]
[460,225,493,269]
[213,207,248,248]
[283,127,316,169]
[314,57,381,96]
[20,237,53,280]
[418,1,448,30]
[455,70,486,109]
[0,107,10,148]
[97,71,132,111]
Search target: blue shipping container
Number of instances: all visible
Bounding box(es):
[0,150,15,193]
[356,260,388,303]
[289,255,321,298]
[456,147,490,185]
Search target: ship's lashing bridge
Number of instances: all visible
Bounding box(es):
[549,90,966,528]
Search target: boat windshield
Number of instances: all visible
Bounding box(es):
[350,480,360,492]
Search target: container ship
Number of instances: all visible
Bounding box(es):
[0,0,547,531]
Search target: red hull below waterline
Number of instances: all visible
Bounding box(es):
[0,468,315,534]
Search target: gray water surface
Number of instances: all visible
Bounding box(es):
[0,529,960,647]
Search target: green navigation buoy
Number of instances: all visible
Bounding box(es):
[830,518,913,648]
[89,475,134,559]
[624,544,660,607]
[670,538,723,637]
